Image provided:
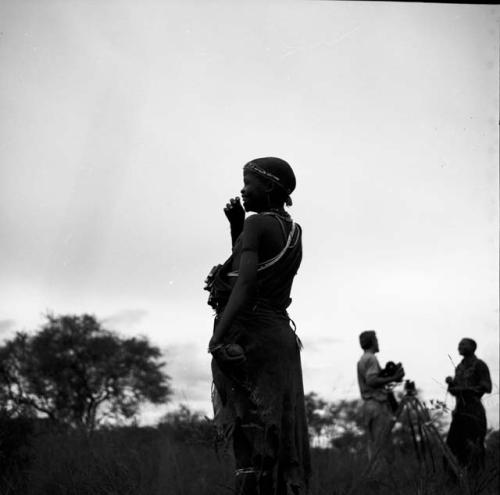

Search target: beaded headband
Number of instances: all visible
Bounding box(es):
[243,162,292,194]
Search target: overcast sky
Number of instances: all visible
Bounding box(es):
[1,1,498,427]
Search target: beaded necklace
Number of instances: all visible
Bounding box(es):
[261,208,292,222]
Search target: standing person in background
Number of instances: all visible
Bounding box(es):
[205,157,310,495]
[445,338,492,473]
[357,330,405,464]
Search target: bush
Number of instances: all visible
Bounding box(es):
[158,404,217,446]
[0,410,34,491]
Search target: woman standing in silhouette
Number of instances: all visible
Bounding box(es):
[205,157,310,495]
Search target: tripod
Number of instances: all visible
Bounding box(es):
[347,381,471,495]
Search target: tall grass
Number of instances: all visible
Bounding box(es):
[16,426,233,495]
[0,424,498,495]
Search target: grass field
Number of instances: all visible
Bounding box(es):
[1,420,498,495]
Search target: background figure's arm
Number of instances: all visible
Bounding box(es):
[366,374,391,388]
[447,362,492,397]
[366,370,405,388]
[446,374,463,396]
[448,385,481,397]
[365,356,405,388]
[446,381,458,396]
[476,360,493,395]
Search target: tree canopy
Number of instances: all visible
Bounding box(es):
[0,314,171,429]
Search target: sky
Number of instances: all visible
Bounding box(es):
[0,1,498,428]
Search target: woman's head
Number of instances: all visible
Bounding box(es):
[240,157,296,212]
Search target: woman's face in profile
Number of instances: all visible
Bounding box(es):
[240,171,268,213]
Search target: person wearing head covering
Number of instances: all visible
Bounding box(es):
[357,330,404,465]
[445,338,492,473]
[205,157,310,495]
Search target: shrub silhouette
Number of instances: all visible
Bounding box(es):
[0,313,171,430]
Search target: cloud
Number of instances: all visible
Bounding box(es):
[302,336,344,353]
[0,319,16,335]
[103,309,149,330]
[164,342,212,403]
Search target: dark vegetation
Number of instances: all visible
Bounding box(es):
[0,314,170,430]
[0,314,498,494]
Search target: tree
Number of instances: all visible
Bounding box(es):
[325,398,365,450]
[0,314,171,430]
[305,392,365,449]
[304,391,331,443]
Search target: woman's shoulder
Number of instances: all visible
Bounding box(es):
[243,213,283,230]
[243,212,300,243]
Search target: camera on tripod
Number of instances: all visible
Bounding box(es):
[404,379,416,395]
